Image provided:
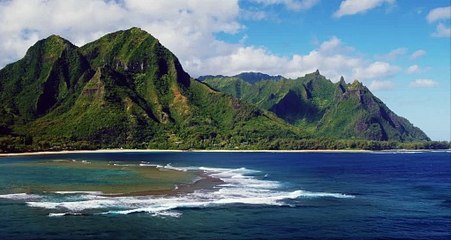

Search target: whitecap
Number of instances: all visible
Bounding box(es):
[49,212,83,217]
[53,191,103,195]
[161,163,187,172]
[17,165,355,217]
[0,193,42,200]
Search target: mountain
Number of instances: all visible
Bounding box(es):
[0,28,437,152]
[198,72,283,84]
[203,70,430,142]
[0,28,302,151]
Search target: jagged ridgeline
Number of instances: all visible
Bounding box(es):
[0,27,303,150]
[202,71,429,142]
[0,27,433,152]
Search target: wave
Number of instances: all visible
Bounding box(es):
[0,193,42,200]
[369,150,450,154]
[48,212,84,217]
[53,191,103,195]
[11,165,354,218]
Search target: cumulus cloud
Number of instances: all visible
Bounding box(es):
[432,23,451,37]
[410,49,426,60]
[427,6,451,23]
[0,0,402,91]
[426,6,451,38]
[352,61,400,81]
[409,79,439,88]
[190,35,401,91]
[190,36,363,81]
[377,48,407,61]
[334,0,395,18]
[252,0,320,11]
[0,0,242,68]
[406,65,420,74]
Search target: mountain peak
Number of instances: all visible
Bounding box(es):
[349,80,364,90]
[205,72,430,142]
[0,28,433,151]
[46,34,64,40]
[41,34,74,47]
[123,27,151,36]
[24,34,75,59]
[336,76,347,93]
[304,70,327,81]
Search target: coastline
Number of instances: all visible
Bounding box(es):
[2,148,447,157]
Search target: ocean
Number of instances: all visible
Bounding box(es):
[0,151,450,239]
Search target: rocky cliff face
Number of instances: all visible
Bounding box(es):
[0,28,431,152]
[203,71,430,141]
[0,28,301,149]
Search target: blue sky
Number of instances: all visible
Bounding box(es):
[0,0,449,140]
[231,0,451,141]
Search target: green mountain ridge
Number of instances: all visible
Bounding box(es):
[0,28,306,151]
[198,72,283,84]
[0,27,444,152]
[202,70,430,142]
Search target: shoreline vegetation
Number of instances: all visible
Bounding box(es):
[1,28,446,156]
[1,135,449,155]
[1,148,449,157]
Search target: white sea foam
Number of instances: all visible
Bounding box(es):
[48,213,66,217]
[53,191,104,195]
[161,163,187,172]
[48,212,83,217]
[371,151,425,154]
[112,163,138,167]
[19,165,355,217]
[0,193,27,199]
[0,193,42,200]
[139,163,164,168]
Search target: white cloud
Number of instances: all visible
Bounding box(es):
[190,35,400,88]
[406,65,420,74]
[0,0,401,91]
[0,0,242,68]
[426,6,451,38]
[409,79,439,88]
[189,36,359,79]
[377,47,406,61]
[369,80,394,91]
[352,61,400,81]
[427,6,451,23]
[252,0,320,11]
[410,49,426,60]
[334,0,395,18]
[432,23,451,37]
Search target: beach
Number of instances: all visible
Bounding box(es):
[0,148,374,157]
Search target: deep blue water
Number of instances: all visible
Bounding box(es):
[0,151,450,239]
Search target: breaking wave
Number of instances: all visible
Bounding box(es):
[0,165,354,217]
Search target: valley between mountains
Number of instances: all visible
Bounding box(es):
[0,28,446,152]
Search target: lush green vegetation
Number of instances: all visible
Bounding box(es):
[0,28,447,153]
[1,133,449,153]
[203,70,430,142]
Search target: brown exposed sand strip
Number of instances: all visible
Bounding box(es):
[113,171,224,197]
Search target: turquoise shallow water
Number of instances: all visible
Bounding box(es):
[0,151,450,239]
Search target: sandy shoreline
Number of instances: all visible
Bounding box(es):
[0,148,377,157]
[1,148,449,157]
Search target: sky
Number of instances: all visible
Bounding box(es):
[0,0,449,141]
